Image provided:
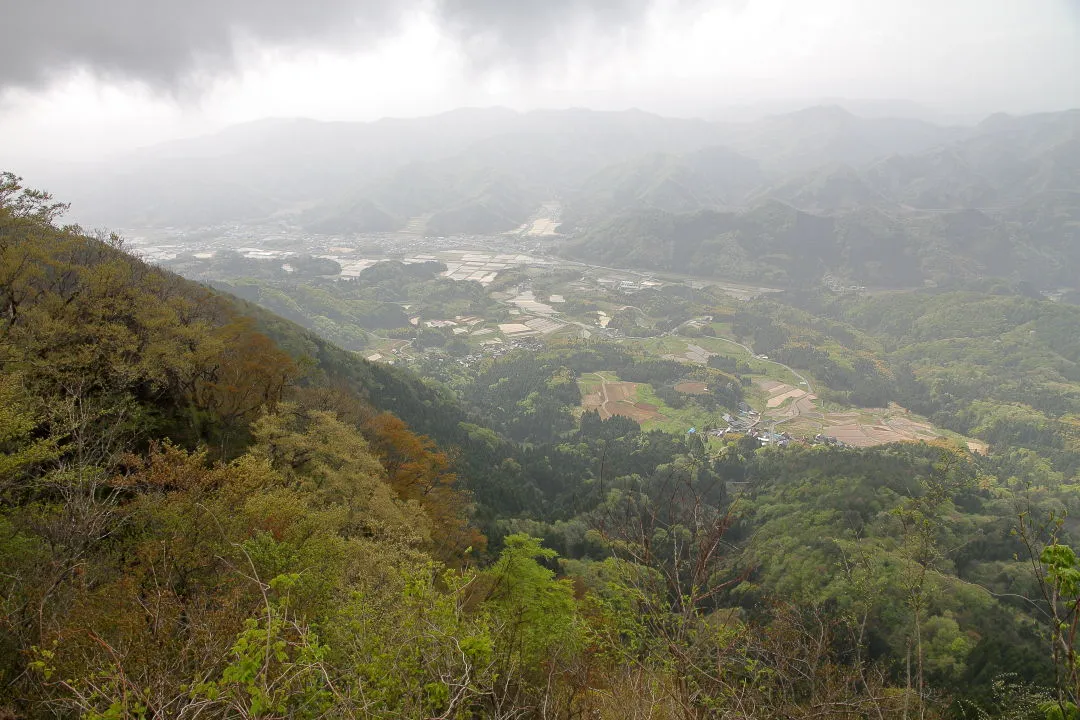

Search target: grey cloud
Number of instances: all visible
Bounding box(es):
[436,0,678,62]
[0,0,681,92]
[0,0,405,92]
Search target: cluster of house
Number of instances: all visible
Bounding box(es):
[710,402,761,437]
[822,273,867,296]
[708,418,793,447]
[703,400,848,450]
[755,430,794,446]
[593,277,662,293]
[451,337,544,368]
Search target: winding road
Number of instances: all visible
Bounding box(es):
[672,319,814,395]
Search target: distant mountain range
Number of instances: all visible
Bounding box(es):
[563,108,1080,288]
[32,105,1080,288]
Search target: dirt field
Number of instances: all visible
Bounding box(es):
[604,400,663,422]
[581,376,665,422]
[753,379,977,450]
[827,423,910,447]
[526,218,561,236]
[604,382,636,403]
[757,380,815,415]
[674,381,709,395]
[766,388,808,408]
[756,379,787,393]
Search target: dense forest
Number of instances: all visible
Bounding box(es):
[7,173,1080,719]
[733,285,1080,475]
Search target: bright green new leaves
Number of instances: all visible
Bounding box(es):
[0,374,57,487]
[482,534,580,667]
[199,574,333,719]
[1042,544,1080,597]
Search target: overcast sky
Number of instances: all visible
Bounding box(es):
[2,0,1078,169]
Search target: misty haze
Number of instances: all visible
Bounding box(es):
[2,2,1080,718]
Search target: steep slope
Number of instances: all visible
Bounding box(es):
[7,176,1079,718]
[0,174,535,520]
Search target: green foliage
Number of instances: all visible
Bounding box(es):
[200,576,333,718]
[0,375,59,486]
[483,534,580,665]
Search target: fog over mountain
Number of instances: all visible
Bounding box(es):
[2,0,1078,165]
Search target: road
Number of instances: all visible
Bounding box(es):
[669,319,814,395]
[706,335,814,395]
[582,372,614,418]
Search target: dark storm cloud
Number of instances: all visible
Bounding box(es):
[0,0,406,91]
[0,0,684,92]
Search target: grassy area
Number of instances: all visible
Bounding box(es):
[634,383,722,435]
[578,375,603,393]
[626,335,689,356]
[685,334,808,387]
[744,383,771,412]
[709,322,735,336]
[577,371,622,399]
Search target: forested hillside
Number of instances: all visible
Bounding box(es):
[7,174,1080,719]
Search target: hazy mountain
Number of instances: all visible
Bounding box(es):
[303,197,400,234]
[561,107,1079,289]
[39,104,972,230]
[711,105,966,173]
[305,109,733,234]
[863,109,1080,209]
[30,105,1079,289]
[705,97,972,124]
[748,163,896,212]
[566,192,1079,289]
[304,154,541,235]
[40,107,527,227]
[561,146,764,227]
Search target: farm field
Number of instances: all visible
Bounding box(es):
[755,378,977,450]
[628,331,975,450]
[579,372,664,424]
[578,371,722,434]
